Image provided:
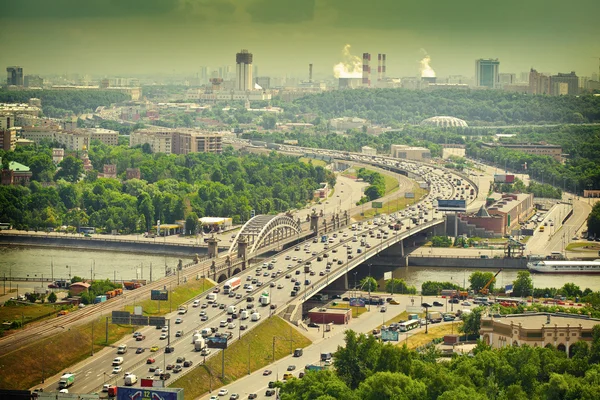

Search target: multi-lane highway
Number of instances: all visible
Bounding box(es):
[37,156,474,395]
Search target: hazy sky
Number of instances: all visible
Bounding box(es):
[2,0,599,79]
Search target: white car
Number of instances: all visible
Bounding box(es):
[218,389,228,396]
[220,320,228,327]
[112,366,122,374]
[160,333,168,340]
[162,326,169,332]
[228,322,236,329]
[103,384,110,392]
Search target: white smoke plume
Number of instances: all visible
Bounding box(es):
[419,53,436,78]
[333,44,363,79]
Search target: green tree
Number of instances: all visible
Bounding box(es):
[357,371,427,400]
[431,236,452,247]
[469,271,495,293]
[55,156,84,182]
[458,307,484,336]
[359,276,377,292]
[185,212,199,235]
[588,202,600,237]
[48,291,57,303]
[512,271,534,297]
[385,278,416,294]
[560,283,582,298]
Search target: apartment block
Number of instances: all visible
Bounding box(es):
[130,128,222,155]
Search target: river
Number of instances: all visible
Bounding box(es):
[0,247,188,282]
[2,247,599,292]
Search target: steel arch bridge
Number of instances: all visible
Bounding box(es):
[228,214,302,255]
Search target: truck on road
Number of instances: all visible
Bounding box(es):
[124,374,137,386]
[207,293,217,304]
[58,373,75,389]
[194,338,206,352]
[259,291,270,306]
[223,277,241,294]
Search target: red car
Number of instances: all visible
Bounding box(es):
[136,335,145,341]
[146,358,155,364]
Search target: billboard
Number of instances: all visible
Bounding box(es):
[405,192,415,198]
[148,316,166,327]
[372,201,383,209]
[349,298,365,307]
[131,315,149,326]
[436,199,466,212]
[383,271,392,280]
[381,330,399,341]
[112,311,131,325]
[151,290,169,301]
[117,387,183,400]
[206,336,228,349]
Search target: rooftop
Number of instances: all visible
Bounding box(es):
[487,312,600,330]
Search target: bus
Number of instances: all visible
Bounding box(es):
[398,320,420,332]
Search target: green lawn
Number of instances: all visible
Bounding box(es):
[0,302,66,328]
[299,157,327,168]
[123,278,213,316]
[353,184,427,221]
[566,242,600,251]
[169,316,311,398]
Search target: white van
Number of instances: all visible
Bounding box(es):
[117,344,127,354]
[201,328,212,337]
[112,357,124,366]
[227,305,237,315]
[251,312,261,321]
[193,300,200,307]
[240,310,249,320]
[207,293,217,304]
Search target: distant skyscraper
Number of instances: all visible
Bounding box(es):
[550,72,579,95]
[529,69,551,95]
[475,59,500,88]
[236,50,253,91]
[6,66,24,86]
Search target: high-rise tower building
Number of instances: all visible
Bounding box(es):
[6,66,24,86]
[236,50,253,91]
[475,59,500,88]
[550,72,579,96]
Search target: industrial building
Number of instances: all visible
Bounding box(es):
[130,128,222,155]
[480,313,600,356]
[483,193,534,235]
[475,59,500,88]
[307,307,352,325]
[481,142,563,162]
[390,144,431,161]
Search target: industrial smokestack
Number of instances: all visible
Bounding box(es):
[309,64,313,82]
[382,54,386,80]
[377,54,382,81]
[362,53,371,87]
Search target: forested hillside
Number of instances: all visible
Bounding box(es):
[283,89,600,126]
[0,89,129,117]
[0,145,334,232]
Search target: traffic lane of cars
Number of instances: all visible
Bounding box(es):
[78,167,461,392]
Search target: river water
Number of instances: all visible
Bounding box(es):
[0,247,188,282]
[2,247,599,291]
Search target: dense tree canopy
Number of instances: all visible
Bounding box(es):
[0,89,129,118]
[277,329,600,400]
[281,89,600,126]
[0,145,334,233]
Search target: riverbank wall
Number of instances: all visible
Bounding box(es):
[368,254,528,269]
[0,234,221,257]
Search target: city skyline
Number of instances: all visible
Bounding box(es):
[1,0,599,78]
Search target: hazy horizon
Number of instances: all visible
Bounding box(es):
[2,0,600,79]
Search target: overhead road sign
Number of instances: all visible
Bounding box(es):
[436,199,466,212]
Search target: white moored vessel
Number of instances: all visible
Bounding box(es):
[527,260,600,274]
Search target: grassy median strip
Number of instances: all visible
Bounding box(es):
[0,277,214,390]
[123,278,213,316]
[169,316,311,398]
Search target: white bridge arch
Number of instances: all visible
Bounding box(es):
[228,214,302,255]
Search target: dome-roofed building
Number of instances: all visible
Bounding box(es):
[420,116,468,128]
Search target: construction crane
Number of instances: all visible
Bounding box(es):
[480,269,503,296]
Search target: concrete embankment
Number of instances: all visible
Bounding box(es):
[370,254,528,269]
[0,234,216,257]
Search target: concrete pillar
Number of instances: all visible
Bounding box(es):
[399,239,404,257]
[237,236,248,263]
[205,236,220,258]
[310,211,320,234]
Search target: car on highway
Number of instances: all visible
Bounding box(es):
[154,368,164,376]
[229,395,239,400]
[433,301,444,307]
[147,358,155,364]
[112,366,122,374]
[176,356,186,363]
[265,389,276,396]
[287,365,296,371]
[263,370,272,375]
[248,394,257,399]
[218,388,228,396]
[166,364,174,370]
[162,326,169,332]
[136,347,145,354]
[150,345,159,352]
[183,360,194,367]
[201,315,209,321]
[462,301,471,306]
[175,318,183,324]
[173,365,183,373]
[136,335,145,341]
[159,333,168,340]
